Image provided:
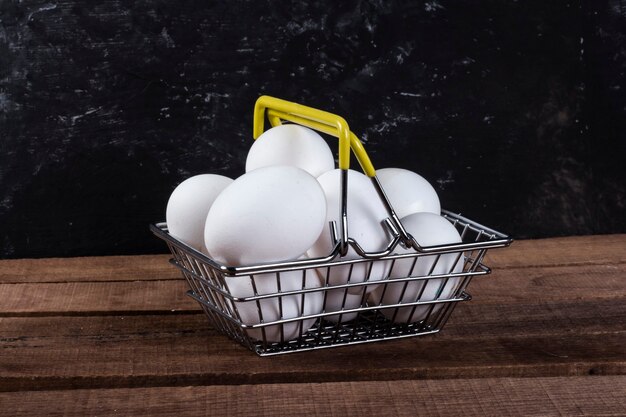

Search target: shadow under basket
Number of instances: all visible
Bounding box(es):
[150,210,512,356]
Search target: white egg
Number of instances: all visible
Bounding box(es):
[322,288,365,323]
[369,212,464,323]
[226,268,323,342]
[246,124,335,178]
[166,174,233,252]
[307,169,392,294]
[204,165,327,266]
[376,167,441,218]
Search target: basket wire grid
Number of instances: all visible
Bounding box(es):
[151,96,512,356]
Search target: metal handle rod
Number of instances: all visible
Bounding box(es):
[252,96,408,257]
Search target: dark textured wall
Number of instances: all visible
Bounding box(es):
[1,0,625,259]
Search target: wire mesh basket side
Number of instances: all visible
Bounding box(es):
[166,243,246,342]
[153,210,510,356]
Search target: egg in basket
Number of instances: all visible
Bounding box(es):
[151,95,512,356]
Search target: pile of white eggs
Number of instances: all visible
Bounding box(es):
[166,124,464,342]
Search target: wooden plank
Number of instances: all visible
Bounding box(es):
[0,254,177,283]
[0,280,199,316]
[1,263,624,315]
[0,235,624,285]
[485,234,626,269]
[0,237,624,401]
[1,298,622,342]
[446,297,626,339]
[468,262,626,304]
[1,376,625,416]
[1,299,624,391]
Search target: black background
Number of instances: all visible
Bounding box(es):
[1,0,625,259]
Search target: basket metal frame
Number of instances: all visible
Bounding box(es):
[151,210,511,356]
[152,96,512,356]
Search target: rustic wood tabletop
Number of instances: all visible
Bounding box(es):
[1,235,625,416]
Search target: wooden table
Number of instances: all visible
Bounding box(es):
[1,235,625,416]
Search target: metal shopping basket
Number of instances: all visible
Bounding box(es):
[150,96,513,356]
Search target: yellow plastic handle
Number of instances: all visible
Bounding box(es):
[253,96,376,177]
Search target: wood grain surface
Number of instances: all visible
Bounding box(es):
[1,235,625,415]
[2,376,626,417]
